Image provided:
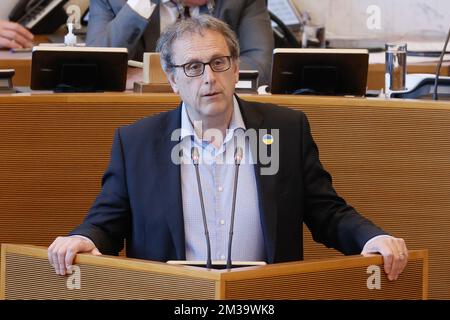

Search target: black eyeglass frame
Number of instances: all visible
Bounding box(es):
[171,56,233,77]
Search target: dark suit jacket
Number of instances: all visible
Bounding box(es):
[86,0,274,85]
[71,97,386,263]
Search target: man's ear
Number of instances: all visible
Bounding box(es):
[233,59,240,84]
[167,71,179,93]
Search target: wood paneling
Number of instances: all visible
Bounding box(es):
[367,62,450,90]
[224,260,424,299]
[0,56,31,87]
[1,244,427,300]
[0,93,448,298]
[2,244,217,300]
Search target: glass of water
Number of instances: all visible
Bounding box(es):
[385,43,407,93]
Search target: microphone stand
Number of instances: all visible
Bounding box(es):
[433,26,450,100]
[227,145,243,270]
[191,147,212,269]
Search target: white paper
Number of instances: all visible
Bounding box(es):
[235,80,253,89]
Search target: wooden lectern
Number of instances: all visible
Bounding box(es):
[1,244,427,300]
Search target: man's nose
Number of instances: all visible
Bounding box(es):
[202,65,217,83]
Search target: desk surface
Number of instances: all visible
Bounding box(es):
[0,51,31,60]
[2,49,449,89]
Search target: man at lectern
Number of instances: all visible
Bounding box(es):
[48,15,408,281]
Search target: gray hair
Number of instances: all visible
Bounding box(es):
[156,15,240,74]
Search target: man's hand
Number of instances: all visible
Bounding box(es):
[0,20,34,49]
[48,236,101,276]
[362,235,408,281]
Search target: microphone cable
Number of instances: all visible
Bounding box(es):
[227,140,243,270]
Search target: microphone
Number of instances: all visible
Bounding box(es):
[226,143,243,270]
[191,147,212,269]
[433,26,450,100]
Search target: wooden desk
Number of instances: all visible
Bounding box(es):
[0,93,449,298]
[0,244,428,300]
[2,49,449,90]
[0,36,49,86]
[368,61,450,90]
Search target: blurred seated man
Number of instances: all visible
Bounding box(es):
[0,0,34,49]
[86,0,274,85]
[49,15,408,281]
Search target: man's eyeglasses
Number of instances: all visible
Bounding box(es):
[171,56,232,77]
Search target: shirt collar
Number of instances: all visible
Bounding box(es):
[180,96,246,143]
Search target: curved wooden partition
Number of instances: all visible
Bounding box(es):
[0,93,449,298]
[0,244,427,300]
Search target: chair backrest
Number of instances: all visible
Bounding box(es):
[269,10,301,48]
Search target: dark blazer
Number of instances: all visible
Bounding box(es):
[71,98,386,263]
[86,0,274,85]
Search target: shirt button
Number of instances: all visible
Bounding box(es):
[219,219,225,225]
[218,186,223,192]
[220,255,226,260]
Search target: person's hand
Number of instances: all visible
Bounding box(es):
[362,235,408,281]
[48,236,101,276]
[0,20,34,49]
